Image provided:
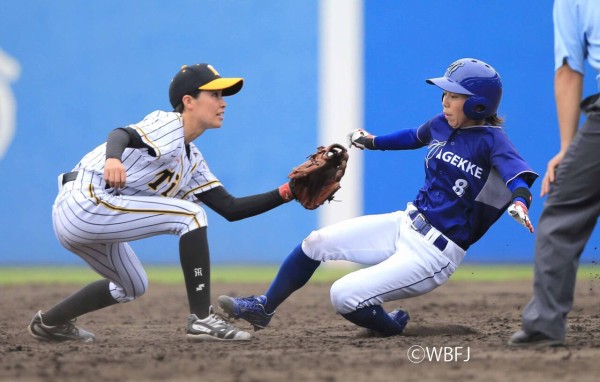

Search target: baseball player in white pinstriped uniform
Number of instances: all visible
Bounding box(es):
[28,63,297,342]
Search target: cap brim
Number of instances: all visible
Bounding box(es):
[199,78,244,96]
[426,77,473,95]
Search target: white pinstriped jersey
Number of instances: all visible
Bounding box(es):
[72,110,221,201]
[55,110,219,301]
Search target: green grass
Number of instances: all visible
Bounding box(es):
[453,264,599,281]
[0,265,355,285]
[1,264,599,285]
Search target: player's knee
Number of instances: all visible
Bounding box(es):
[180,205,208,236]
[109,279,148,303]
[302,230,325,261]
[329,279,356,314]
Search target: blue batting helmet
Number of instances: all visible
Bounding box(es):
[426,58,502,120]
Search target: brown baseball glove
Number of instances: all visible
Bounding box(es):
[288,143,349,210]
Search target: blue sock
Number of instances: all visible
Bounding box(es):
[342,305,404,337]
[264,243,321,313]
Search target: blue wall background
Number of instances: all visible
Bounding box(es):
[0,1,597,264]
[0,0,319,265]
[364,1,599,263]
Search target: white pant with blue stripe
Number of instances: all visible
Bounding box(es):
[301,203,465,314]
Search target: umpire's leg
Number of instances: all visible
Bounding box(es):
[522,103,600,340]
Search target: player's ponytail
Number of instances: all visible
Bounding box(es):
[485,114,504,126]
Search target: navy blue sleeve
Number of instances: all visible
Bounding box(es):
[373,128,427,150]
[507,177,529,192]
[491,129,538,187]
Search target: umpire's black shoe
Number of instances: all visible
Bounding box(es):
[28,310,95,343]
[508,330,564,347]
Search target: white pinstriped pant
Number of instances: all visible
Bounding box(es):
[52,173,207,303]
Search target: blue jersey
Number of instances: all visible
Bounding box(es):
[375,114,538,250]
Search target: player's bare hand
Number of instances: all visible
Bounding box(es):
[104,158,126,189]
[507,201,534,234]
[347,129,374,149]
[540,151,565,197]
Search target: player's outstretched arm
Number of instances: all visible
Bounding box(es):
[197,186,289,222]
[348,127,425,151]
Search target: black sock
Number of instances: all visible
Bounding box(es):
[179,228,211,318]
[42,279,117,326]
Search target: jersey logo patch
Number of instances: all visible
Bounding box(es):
[425,140,446,168]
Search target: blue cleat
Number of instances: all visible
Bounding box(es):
[217,295,274,331]
[365,308,410,337]
[388,309,410,332]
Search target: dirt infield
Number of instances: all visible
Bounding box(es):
[1,279,599,382]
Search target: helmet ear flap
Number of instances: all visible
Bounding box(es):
[463,96,491,120]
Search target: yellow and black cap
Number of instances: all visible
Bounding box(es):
[168,63,244,109]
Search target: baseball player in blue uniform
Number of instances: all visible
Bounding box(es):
[218,58,538,337]
[27,63,297,343]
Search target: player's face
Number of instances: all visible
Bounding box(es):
[441,91,480,129]
[193,90,227,129]
[197,90,227,129]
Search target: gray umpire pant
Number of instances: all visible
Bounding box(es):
[521,92,600,340]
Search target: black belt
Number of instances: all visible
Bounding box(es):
[408,210,448,252]
[62,171,79,185]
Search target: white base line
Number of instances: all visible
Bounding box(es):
[318,0,364,229]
